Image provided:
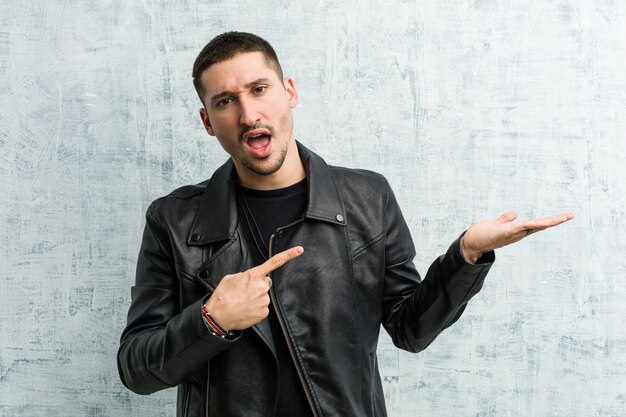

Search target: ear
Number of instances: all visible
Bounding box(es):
[283,77,298,108]
[199,107,215,136]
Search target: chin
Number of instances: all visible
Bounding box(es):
[244,148,288,176]
[250,163,283,177]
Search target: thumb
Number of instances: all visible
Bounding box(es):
[496,211,518,224]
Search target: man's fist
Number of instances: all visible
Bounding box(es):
[204,246,304,330]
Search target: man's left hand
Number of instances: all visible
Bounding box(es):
[460,211,574,264]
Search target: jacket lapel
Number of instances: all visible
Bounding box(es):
[298,142,347,226]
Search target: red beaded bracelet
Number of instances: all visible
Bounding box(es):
[201,304,233,338]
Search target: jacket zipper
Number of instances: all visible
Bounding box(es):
[205,244,213,417]
[268,233,320,417]
[205,362,210,417]
[182,383,191,417]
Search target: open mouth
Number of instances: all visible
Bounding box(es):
[243,128,272,157]
[247,132,271,150]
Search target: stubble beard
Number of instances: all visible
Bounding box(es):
[240,140,288,176]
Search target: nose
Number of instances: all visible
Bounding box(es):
[239,96,260,127]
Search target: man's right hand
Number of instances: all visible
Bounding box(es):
[204,246,304,331]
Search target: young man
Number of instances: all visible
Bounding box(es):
[118,32,573,417]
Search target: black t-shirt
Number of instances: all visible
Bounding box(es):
[236,179,313,417]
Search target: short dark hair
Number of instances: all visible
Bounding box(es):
[192,31,284,105]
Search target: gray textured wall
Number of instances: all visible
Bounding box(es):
[1,1,624,416]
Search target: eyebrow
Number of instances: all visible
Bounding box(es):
[210,78,270,104]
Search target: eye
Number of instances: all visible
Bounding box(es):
[216,97,233,107]
[253,85,267,94]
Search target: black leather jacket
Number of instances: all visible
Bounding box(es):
[118,142,494,417]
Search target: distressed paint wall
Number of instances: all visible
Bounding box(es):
[1,1,624,416]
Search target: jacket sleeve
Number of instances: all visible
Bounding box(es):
[380,181,494,353]
[117,202,239,395]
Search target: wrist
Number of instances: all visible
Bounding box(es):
[204,293,227,327]
[201,302,235,339]
[460,235,482,264]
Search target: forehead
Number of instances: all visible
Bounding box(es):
[200,52,280,96]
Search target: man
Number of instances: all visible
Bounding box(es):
[117,32,573,417]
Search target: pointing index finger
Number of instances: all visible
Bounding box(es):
[251,246,304,277]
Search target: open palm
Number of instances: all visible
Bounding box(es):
[460,211,574,263]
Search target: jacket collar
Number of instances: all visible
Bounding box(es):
[188,141,346,246]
